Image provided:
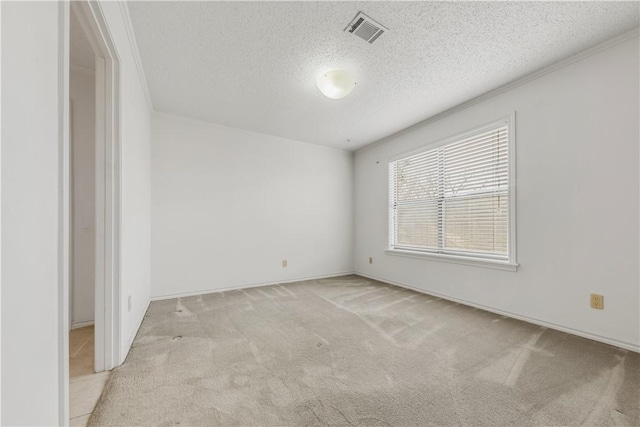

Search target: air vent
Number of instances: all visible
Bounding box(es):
[345,12,388,44]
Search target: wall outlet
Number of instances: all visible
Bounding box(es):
[590,294,603,310]
[128,295,132,312]
[369,257,373,264]
[282,260,287,268]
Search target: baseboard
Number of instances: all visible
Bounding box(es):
[120,299,151,365]
[150,272,356,301]
[71,320,94,330]
[356,28,640,155]
[355,272,640,353]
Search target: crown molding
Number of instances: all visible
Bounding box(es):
[357,27,640,154]
[117,0,154,112]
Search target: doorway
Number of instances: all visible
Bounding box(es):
[61,1,122,424]
[69,7,103,424]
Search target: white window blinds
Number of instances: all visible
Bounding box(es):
[389,122,511,261]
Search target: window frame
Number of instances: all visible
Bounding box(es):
[387,115,518,271]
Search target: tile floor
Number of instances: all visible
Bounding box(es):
[69,325,109,426]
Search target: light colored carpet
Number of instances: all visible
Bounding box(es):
[90,275,639,426]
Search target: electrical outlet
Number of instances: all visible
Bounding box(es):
[590,294,604,310]
[128,295,132,312]
[369,257,373,264]
[282,260,287,268]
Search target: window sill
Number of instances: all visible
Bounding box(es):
[385,249,518,272]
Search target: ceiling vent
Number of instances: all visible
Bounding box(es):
[345,12,388,44]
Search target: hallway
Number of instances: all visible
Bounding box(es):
[69,326,109,426]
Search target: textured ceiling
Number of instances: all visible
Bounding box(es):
[128,1,638,150]
[70,10,95,69]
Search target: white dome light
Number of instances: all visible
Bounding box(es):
[317,70,356,99]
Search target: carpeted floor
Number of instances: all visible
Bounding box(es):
[90,275,639,426]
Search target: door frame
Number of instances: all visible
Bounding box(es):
[59,1,122,423]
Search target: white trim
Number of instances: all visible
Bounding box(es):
[94,54,106,373]
[0,1,3,420]
[357,27,640,154]
[355,272,640,353]
[388,115,517,268]
[151,272,356,301]
[507,113,517,268]
[71,320,95,330]
[58,3,71,424]
[69,98,75,332]
[117,1,153,112]
[385,249,518,272]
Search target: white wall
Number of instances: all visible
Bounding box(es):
[1,2,152,424]
[354,36,640,351]
[70,66,96,328]
[1,2,64,424]
[151,112,354,298]
[98,2,152,359]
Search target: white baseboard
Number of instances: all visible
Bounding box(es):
[355,272,640,353]
[71,320,94,330]
[150,272,356,302]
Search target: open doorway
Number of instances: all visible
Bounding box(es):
[68,8,103,424]
[62,1,122,424]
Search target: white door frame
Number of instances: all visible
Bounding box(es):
[60,1,122,423]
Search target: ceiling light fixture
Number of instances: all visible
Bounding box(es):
[317,70,356,99]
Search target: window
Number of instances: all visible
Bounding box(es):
[388,117,516,270]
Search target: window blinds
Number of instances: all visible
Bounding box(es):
[390,124,509,260]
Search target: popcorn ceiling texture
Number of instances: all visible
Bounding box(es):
[89,275,639,426]
[127,1,639,150]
